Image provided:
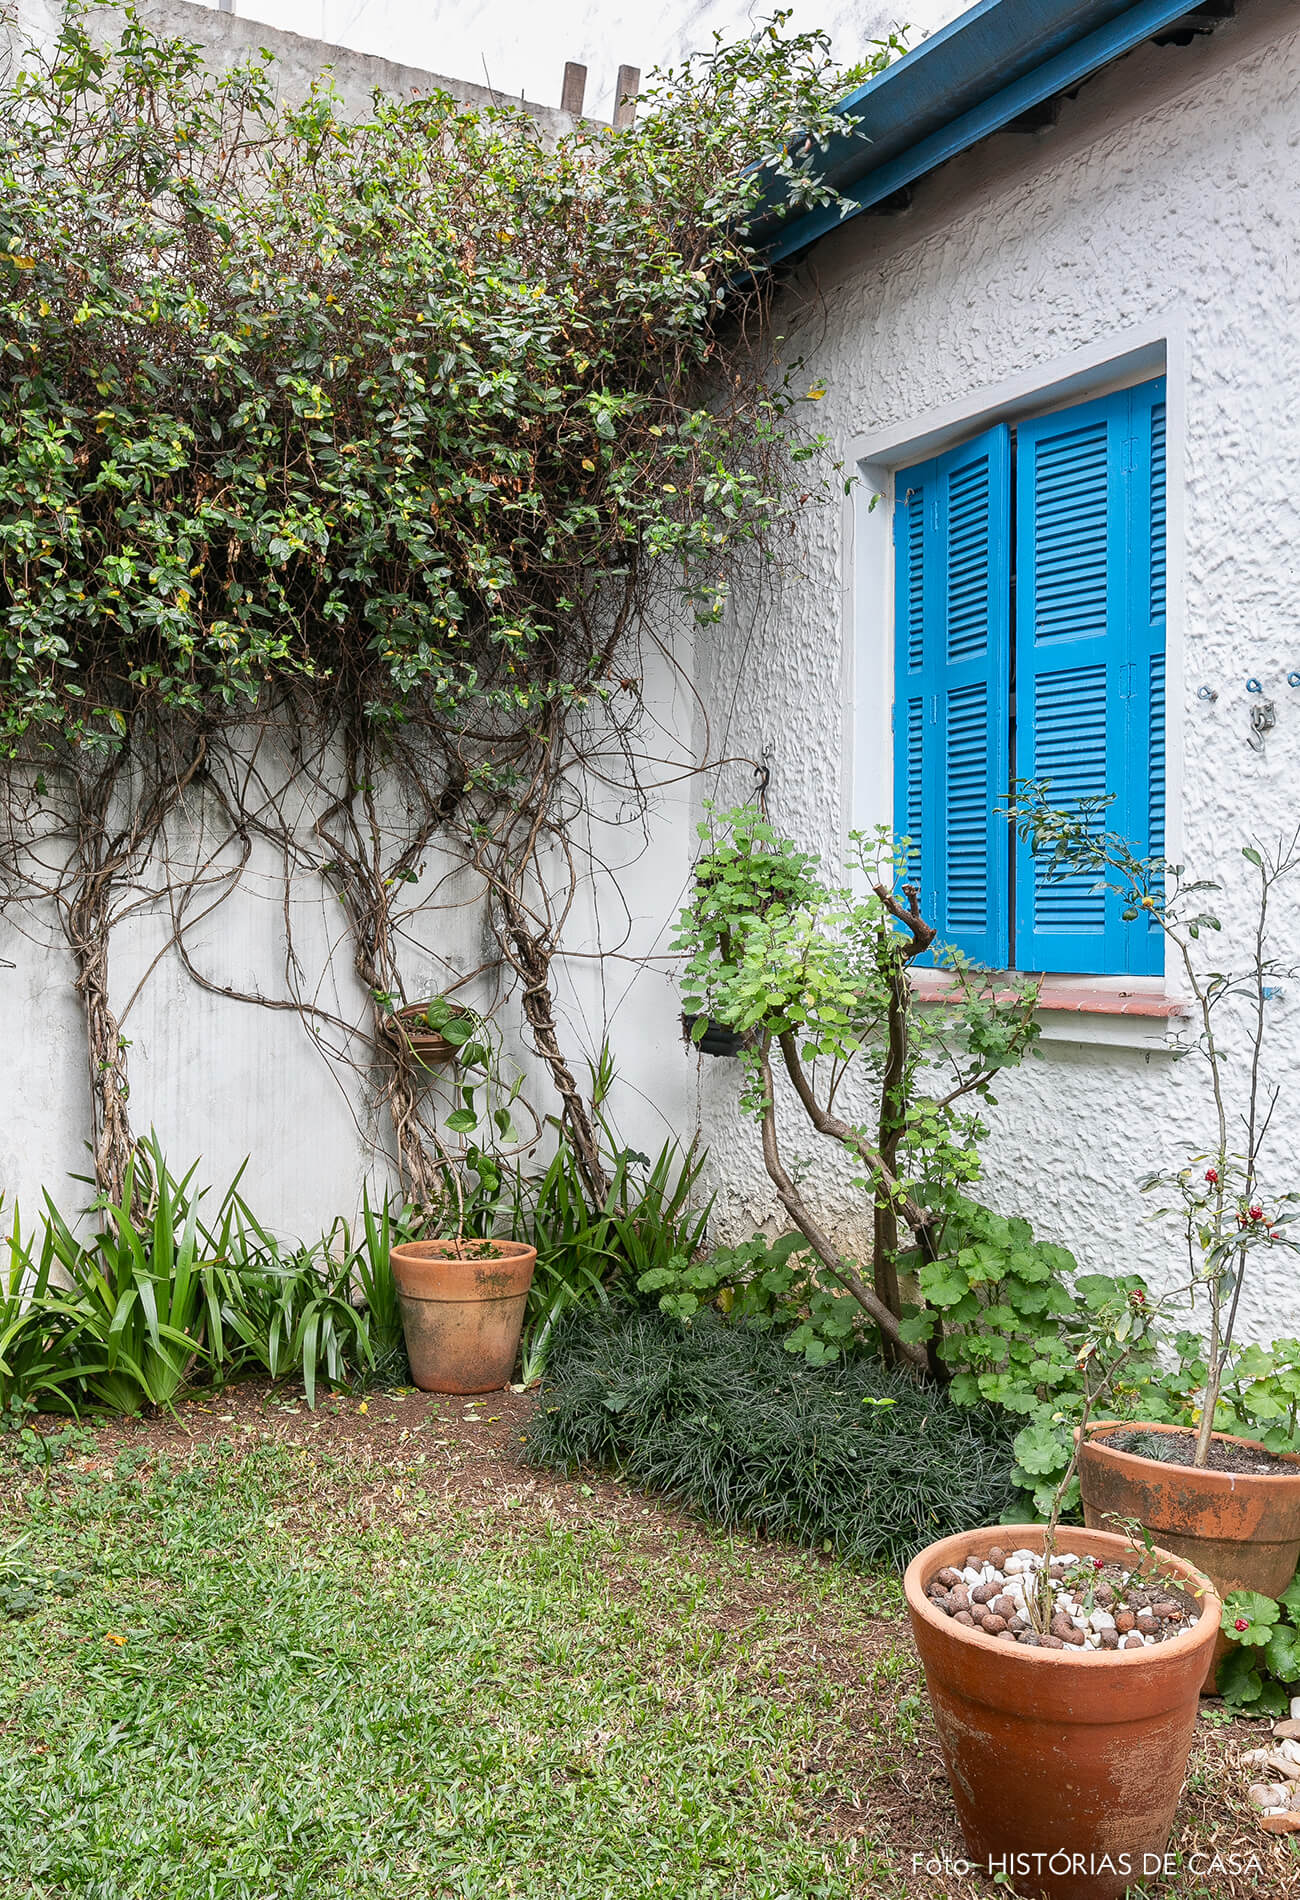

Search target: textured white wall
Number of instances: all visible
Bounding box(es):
[690,0,1300,1344]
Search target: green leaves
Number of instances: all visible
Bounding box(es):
[1221,1589,1281,1646]
[1220,1577,1300,1714]
[0,7,864,756]
[1012,1416,1068,1478]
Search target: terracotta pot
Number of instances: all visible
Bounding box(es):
[388,1003,467,1068]
[1078,1420,1300,1691]
[390,1239,536,1394]
[904,1523,1219,1900]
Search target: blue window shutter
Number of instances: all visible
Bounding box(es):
[893,424,1011,965]
[1014,379,1167,974]
[893,470,931,905]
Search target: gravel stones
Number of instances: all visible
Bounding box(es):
[926,1547,1199,1649]
[1242,1722,1300,1831]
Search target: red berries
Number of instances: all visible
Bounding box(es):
[1250,1206,1264,1222]
[1205,1168,1219,1185]
[1235,1618,1250,1632]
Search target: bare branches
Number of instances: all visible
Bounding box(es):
[755,1039,928,1369]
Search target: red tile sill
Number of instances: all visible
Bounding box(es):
[909,972,1190,1019]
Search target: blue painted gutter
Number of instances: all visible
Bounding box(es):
[751,0,1223,264]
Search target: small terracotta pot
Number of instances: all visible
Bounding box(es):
[904,1523,1219,1900]
[390,1239,536,1394]
[1078,1420,1300,1691]
[388,1004,466,1068]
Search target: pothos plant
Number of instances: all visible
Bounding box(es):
[675,806,1043,1369]
[1012,785,1300,1469]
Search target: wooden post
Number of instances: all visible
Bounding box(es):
[561,61,587,116]
[613,65,640,130]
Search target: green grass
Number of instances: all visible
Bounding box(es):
[0,1433,903,1899]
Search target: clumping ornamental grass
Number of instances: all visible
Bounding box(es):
[525,1306,1024,1568]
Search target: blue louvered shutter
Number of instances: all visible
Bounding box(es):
[893,424,1011,965]
[1013,379,1167,974]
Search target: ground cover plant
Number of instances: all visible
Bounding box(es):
[1217,1573,1300,1717]
[525,1304,1023,1568]
[0,1383,1284,1900]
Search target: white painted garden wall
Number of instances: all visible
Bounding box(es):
[692,0,1300,1342]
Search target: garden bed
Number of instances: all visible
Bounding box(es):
[0,1382,1289,1899]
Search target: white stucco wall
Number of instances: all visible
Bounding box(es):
[691,0,1300,1344]
[8,0,1300,1361]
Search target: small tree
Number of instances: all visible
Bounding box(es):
[676,807,1042,1368]
[1013,784,1300,1468]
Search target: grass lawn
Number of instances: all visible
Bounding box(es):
[0,1383,1291,1899]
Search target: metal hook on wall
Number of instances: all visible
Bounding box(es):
[1196,685,1218,703]
[1248,698,1277,751]
[754,753,772,818]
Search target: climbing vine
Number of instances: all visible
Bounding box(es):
[0,4,899,1202]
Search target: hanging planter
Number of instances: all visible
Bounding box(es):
[1078,1420,1300,1690]
[389,1237,537,1394]
[904,1523,1220,1900]
[681,1012,747,1058]
[387,998,482,1069]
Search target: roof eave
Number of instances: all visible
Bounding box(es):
[752,0,1226,267]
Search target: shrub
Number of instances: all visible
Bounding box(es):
[524,1304,1023,1569]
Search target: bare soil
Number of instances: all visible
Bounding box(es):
[1107,1427,1295,1477]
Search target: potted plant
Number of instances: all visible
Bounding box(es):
[904,1301,1221,1900]
[678,803,823,1060]
[389,1235,537,1393]
[1013,790,1300,1687]
[680,1011,747,1058]
[386,995,485,1070]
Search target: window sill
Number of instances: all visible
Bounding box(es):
[909,971,1190,1052]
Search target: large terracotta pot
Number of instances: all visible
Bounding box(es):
[904,1523,1219,1900]
[1078,1420,1300,1691]
[390,1239,536,1394]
